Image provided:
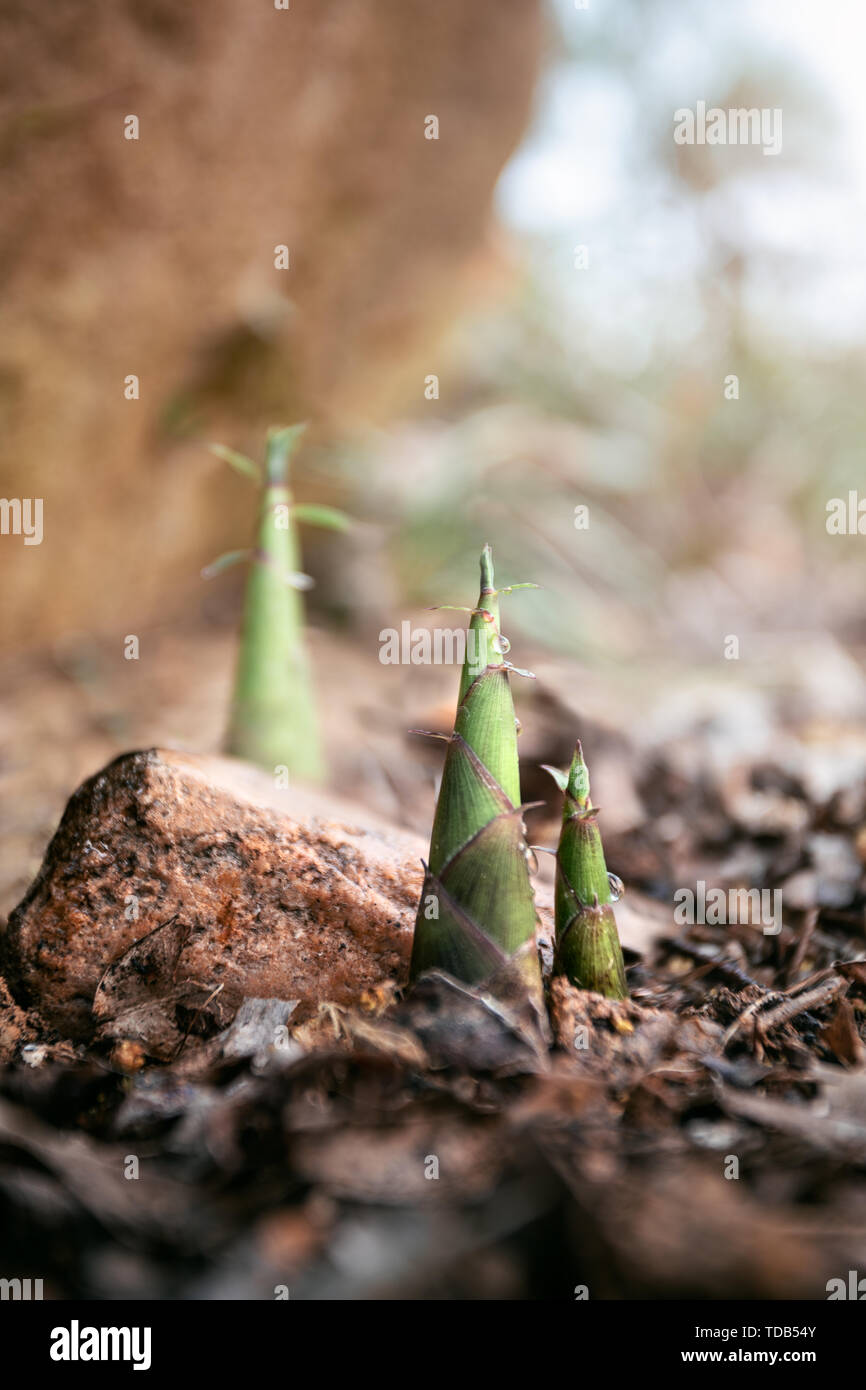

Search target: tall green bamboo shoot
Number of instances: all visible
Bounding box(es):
[204,425,349,781]
[409,545,544,1010]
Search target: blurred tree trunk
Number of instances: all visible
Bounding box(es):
[0,0,542,646]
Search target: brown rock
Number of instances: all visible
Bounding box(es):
[1,749,427,1044]
[1,748,667,1055]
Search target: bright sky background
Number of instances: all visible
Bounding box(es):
[497,0,866,361]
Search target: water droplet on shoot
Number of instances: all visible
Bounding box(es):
[607,872,625,902]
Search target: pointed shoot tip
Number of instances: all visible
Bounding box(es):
[264,422,308,485]
[479,544,495,593]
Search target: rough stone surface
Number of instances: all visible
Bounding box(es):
[0,748,667,1054]
[1,749,427,1042]
[0,976,40,1063]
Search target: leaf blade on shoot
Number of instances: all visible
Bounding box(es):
[208,444,262,484]
[200,548,253,580]
[291,503,352,531]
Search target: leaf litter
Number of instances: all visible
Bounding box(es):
[2,664,866,1296]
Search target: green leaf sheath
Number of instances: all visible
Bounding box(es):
[554,741,628,999]
[410,546,543,1002]
[225,427,324,781]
